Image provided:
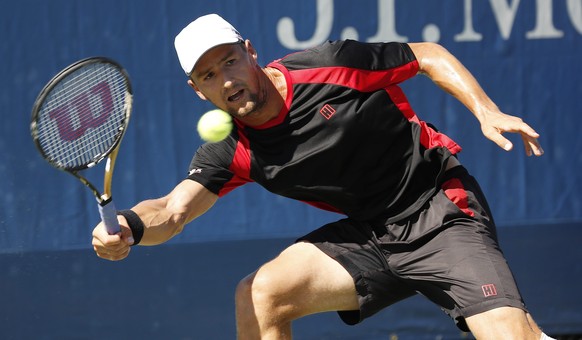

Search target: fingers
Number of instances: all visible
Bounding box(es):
[482,125,515,152]
[508,121,543,156]
[521,133,544,157]
[92,225,131,261]
[482,115,544,157]
[93,241,131,261]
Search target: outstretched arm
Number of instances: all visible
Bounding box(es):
[409,42,543,157]
[92,180,218,261]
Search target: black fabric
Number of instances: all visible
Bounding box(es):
[298,167,527,332]
[187,40,461,223]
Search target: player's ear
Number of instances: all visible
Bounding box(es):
[245,40,258,62]
[187,79,207,101]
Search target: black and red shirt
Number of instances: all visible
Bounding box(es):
[187,40,462,224]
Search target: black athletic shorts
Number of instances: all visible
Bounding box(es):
[297,166,527,332]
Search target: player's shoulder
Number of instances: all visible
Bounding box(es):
[271,40,352,70]
[275,40,413,70]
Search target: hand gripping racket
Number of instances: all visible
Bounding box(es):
[31,57,132,235]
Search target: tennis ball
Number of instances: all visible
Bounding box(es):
[197,109,233,142]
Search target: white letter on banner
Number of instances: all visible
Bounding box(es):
[277,0,333,50]
[526,0,564,38]
[567,0,582,34]
[489,0,521,39]
[367,0,408,42]
[455,0,484,41]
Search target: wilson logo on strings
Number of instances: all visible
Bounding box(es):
[49,81,114,141]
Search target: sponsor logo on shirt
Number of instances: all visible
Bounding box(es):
[188,168,202,176]
[320,104,336,119]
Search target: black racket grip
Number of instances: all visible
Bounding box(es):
[98,198,121,235]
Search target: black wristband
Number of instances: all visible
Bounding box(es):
[117,209,144,246]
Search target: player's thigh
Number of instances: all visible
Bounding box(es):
[465,307,541,339]
[242,241,359,316]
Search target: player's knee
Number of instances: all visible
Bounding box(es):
[235,270,279,310]
[235,270,294,322]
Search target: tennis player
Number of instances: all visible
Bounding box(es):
[92,14,552,339]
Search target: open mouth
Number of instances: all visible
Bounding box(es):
[228,89,244,102]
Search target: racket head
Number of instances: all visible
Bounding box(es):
[31,57,132,172]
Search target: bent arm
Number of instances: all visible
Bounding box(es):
[130,179,218,245]
[92,180,217,260]
[408,42,543,156]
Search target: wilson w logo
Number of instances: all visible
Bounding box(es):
[49,81,114,141]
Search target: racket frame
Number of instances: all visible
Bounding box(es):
[30,57,133,233]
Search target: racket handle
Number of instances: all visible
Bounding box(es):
[98,198,121,235]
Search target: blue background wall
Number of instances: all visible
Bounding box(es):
[1,0,581,338]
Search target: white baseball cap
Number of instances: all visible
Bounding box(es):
[174,14,243,76]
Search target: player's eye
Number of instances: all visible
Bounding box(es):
[203,72,215,81]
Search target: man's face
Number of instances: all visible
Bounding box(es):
[189,42,265,120]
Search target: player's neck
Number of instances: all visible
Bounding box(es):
[264,67,287,101]
[260,67,286,122]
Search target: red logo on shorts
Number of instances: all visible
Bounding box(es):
[320,104,336,119]
[482,284,498,297]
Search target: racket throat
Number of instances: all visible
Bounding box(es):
[98,195,114,206]
[103,149,119,199]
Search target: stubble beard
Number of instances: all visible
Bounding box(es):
[228,81,268,121]
[223,64,272,121]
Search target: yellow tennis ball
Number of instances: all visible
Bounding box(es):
[197,109,233,142]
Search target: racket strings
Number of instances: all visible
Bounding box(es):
[36,63,129,169]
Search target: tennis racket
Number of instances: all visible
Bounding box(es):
[30,57,132,235]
